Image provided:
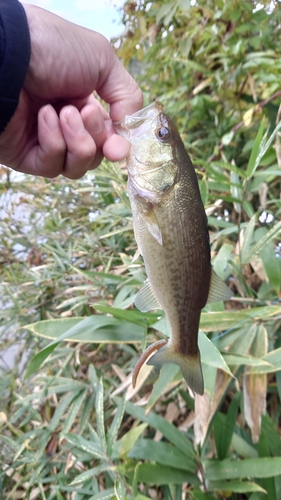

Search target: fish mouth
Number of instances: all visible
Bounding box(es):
[113,101,164,140]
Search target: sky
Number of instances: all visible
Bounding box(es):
[25,0,125,39]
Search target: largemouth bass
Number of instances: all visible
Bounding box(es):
[114,102,232,395]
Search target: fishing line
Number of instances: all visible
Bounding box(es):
[211,298,281,342]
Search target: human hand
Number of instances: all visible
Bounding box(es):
[0,4,143,179]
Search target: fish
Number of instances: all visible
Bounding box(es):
[114,102,232,395]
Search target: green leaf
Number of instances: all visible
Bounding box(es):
[62,389,88,434]
[223,354,272,367]
[48,388,82,433]
[128,439,197,472]
[227,322,257,354]
[114,476,125,500]
[125,401,196,459]
[88,488,115,500]
[112,423,148,459]
[24,315,145,378]
[231,433,258,459]
[214,393,239,460]
[254,119,281,173]
[94,304,159,326]
[200,305,281,332]
[107,397,126,455]
[147,363,180,409]
[249,347,281,374]
[240,214,257,265]
[25,316,145,343]
[259,237,281,292]
[208,480,265,493]
[246,118,266,179]
[198,331,232,376]
[135,463,200,486]
[230,171,242,213]
[96,379,106,451]
[199,178,209,206]
[204,457,281,480]
[245,221,281,263]
[212,243,233,280]
[63,433,106,460]
[70,464,113,485]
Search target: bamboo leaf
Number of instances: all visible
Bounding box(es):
[223,353,271,367]
[240,214,257,265]
[244,221,281,263]
[70,464,113,485]
[96,379,106,451]
[249,347,281,374]
[135,463,200,486]
[88,488,115,500]
[200,305,281,332]
[204,457,281,480]
[215,393,239,460]
[63,433,106,460]
[147,364,180,409]
[62,389,88,434]
[208,480,265,493]
[24,316,145,378]
[128,439,197,472]
[246,118,266,179]
[112,423,148,459]
[107,397,126,455]
[230,171,242,213]
[114,476,125,500]
[48,389,81,433]
[199,331,232,376]
[259,238,281,292]
[125,401,196,458]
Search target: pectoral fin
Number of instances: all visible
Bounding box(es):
[135,279,162,312]
[143,207,163,245]
[207,269,233,303]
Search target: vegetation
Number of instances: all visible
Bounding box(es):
[1,0,281,498]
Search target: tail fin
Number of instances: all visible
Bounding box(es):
[147,343,204,395]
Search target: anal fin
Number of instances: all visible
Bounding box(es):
[135,279,162,312]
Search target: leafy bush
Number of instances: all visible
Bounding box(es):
[1,0,281,498]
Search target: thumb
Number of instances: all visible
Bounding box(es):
[94,39,143,122]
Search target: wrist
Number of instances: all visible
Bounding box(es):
[0,0,31,133]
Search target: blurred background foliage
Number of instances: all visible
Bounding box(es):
[1,0,281,498]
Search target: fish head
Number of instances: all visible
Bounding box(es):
[114,102,179,199]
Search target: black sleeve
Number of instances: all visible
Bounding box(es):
[0,0,31,133]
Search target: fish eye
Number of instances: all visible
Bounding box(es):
[156,126,170,141]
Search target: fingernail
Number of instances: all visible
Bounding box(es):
[43,105,59,130]
[64,107,82,133]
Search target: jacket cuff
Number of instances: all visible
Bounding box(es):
[0,0,31,133]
